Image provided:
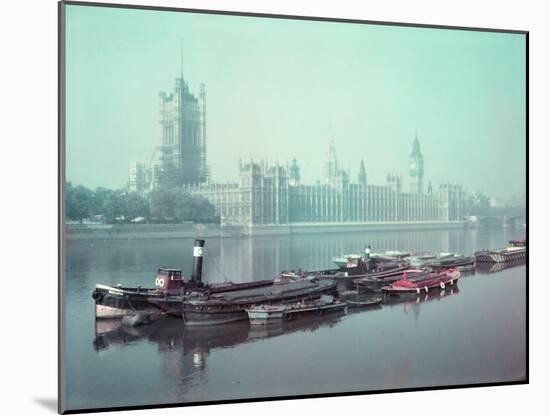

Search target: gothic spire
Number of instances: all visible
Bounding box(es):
[410,133,422,158]
[358,160,367,186]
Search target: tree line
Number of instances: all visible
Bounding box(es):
[65,182,220,224]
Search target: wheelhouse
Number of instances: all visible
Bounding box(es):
[155,268,185,293]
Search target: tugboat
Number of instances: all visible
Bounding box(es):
[290,254,409,283]
[92,240,275,319]
[332,254,363,269]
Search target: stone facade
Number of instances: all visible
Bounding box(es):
[157,78,208,188]
[187,140,465,226]
[129,162,148,194]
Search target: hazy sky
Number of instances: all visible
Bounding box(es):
[65,4,526,199]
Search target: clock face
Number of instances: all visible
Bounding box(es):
[410,162,417,172]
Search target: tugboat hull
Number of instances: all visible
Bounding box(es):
[92,285,169,319]
[95,304,137,319]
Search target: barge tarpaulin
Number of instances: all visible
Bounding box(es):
[182,280,337,326]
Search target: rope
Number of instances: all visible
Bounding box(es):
[208,257,231,282]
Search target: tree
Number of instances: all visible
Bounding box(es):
[149,189,219,223]
[64,182,219,225]
[173,189,194,221]
[91,187,115,217]
[66,183,93,223]
[103,192,127,223]
[192,196,219,223]
[126,193,150,220]
[150,189,176,221]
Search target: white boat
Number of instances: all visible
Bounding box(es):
[246,295,347,324]
[333,250,410,268]
[407,253,437,267]
[382,250,411,259]
[246,305,287,325]
[407,252,462,267]
[283,295,347,320]
[332,254,362,268]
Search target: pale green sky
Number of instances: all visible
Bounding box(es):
[65,4,526,199]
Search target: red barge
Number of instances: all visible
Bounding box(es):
[381,268,461,296]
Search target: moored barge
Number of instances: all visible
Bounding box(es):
[474,246,526,263]
[246,295,347,325]
[382,285,460,307]
[92,271,275,319]
[427,256,476,270]
[345,297,383,308]
[381,268,461,296]
[476,258,526,274]
[296,257,409,283]
[355,268,430,292]
[182,279,337,325]
[407,252,473,268]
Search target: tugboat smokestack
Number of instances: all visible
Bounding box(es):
[191,239,205,284]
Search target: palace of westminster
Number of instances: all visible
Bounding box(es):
[129,73,465,226]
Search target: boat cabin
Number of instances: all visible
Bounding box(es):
[155,268,185,294]
[346,257,364,268]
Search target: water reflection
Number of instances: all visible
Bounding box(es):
[93,285,460,370]
[383,286,461,321]
[93,312,351,394]
[93,313,349,355]
[66,228,526,410]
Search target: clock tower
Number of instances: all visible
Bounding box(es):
[409,134,424,194]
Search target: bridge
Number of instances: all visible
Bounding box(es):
[466,203,526,228]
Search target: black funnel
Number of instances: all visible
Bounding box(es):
[191,239,205,284]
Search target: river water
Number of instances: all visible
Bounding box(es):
[64,227,526,411]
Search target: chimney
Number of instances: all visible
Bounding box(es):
[191,239,205,284]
